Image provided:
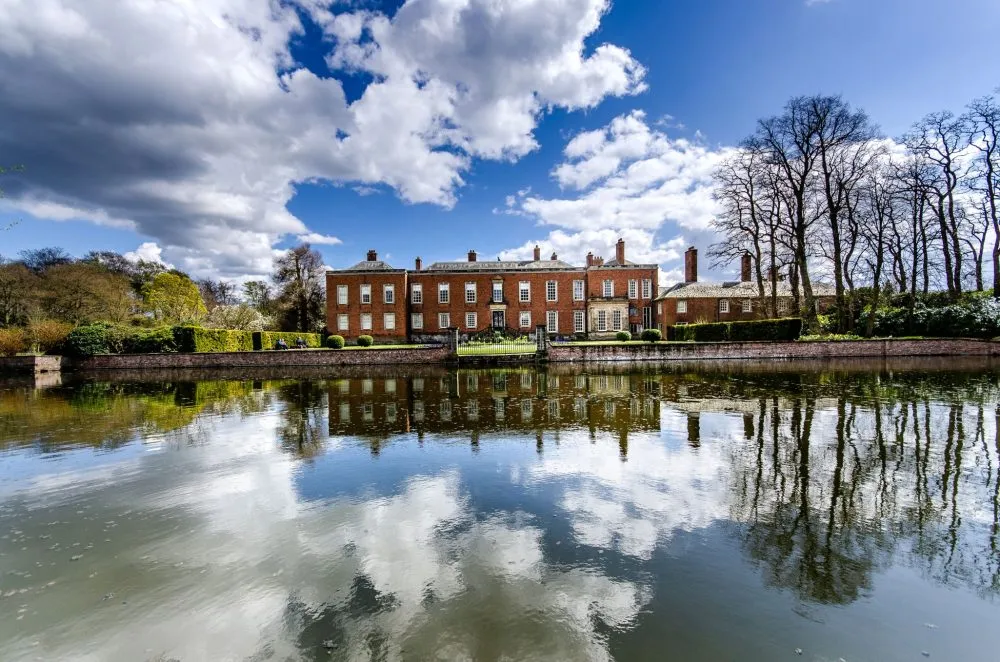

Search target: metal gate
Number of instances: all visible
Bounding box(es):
[456,326,540,357]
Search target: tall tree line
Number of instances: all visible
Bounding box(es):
[711,90,1000,333]
[0,243,326,332]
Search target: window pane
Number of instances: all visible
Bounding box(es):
[546,310,557,332]
[519,282,530,302]
[628,280,637,298]
[361,313,372,330]
[337,285,347,305]
[411,313,423,329]
[546,281,557,301]
[465,282,476,303]
[439,283,449,303]
[520,311,531,328]
[384,313,395,329]
[466,312,477,329]
[439,313,450,329]
[338,314,348,330]
[677,300,687,314]
[411,284,422,303]
[361,285,371,304]
[574,310,584,333]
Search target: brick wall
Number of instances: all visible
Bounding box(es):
[549,338,1000,363]
[67,346,450,371]
[326,271,409,342]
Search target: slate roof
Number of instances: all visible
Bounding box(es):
[339,260,405,273]
[656,279,836,299]
[424,259,581,272]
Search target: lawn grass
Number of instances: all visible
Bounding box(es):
[456,344,537,356]
[340,344,429,350]
[553,340,673,347]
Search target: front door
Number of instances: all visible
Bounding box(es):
[492,310,505,328]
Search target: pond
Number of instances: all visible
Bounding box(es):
[1,359,998,661]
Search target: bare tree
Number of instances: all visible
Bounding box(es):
[273,244,326,332]
[965,93,1000,297]
[906,112,969,298]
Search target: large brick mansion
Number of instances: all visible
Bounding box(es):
[325,239,659,342]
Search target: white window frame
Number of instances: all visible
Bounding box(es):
[465,312,477,329]
[603,280,613,297]
[438,282,450,304]
[360,284,371,304]
[612,309,623,331]
[492,282,503,303]
[657,302,663,315]
[573,310,585,333]
[677,300,688,314]
[628,279,637,299]
[337,285,348,305]
[573,280,584,301]
[719,299,730,314]
[546,310,558,333]
[465,282,476,304]
[360,313,372,330]
[546,280,557,302]
[742,298,752,313]
[383,312,395,330]
[411,313,423,329]
[642,279,652,299]
[438,312,450,329]
[519,281,530,303]
[596,310,608,332]
[337,314,348,331]
[383,284,395,304]
[519,311,531,328]
[411,283,422,304]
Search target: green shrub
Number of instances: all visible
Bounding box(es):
[63,322,127,356]
[326,334,345,349]
[253,331,324,351]
[122,326,178,354]
[615,330,632,341]
[172,326,254,353]
[357,335,374,347]
[672,318,802,342]
[862,298,1000,339]
[640,328,662,342]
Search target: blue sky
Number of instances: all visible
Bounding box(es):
[1,0,997,282]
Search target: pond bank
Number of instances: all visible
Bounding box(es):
[1,338,996,379]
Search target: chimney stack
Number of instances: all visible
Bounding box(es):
[366,249,377,262]
[533,245,541,261]
[468,249,477,262]
[684,247,698,283]
[741,253,752,282]
[615,238,625,264]
[550,252,558,261]
[415,256,422,271]
[586,251,594,267]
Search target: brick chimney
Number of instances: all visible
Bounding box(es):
[741,253,752,282]
[550,252,558,261]
[684,247,698,283]
[615,238,625,264]
[533,245,541,261]
[468,249,477,262]
[366,249,377,261]
[415,256,422,271]
[586,251,594,267]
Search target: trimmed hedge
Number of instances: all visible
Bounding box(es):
[326,335,345,349]
[123,327,178,354]
[615,331,632,341]
[253,331,324,351]
[861,298,1000,339]
[357,335,374,347]
[173,326,254,353]
[672,318,802,342]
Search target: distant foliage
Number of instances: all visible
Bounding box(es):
[144,272,207,324]
[615,331,632,341]
[357,335,374,347]
[0,327,27,356]
[204,304,273,331]
[326,334,345,349]
[672,318,802,342]
[63,322,126,356]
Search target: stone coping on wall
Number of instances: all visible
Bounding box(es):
[546,338,1000,363]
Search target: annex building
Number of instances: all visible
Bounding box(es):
[326,239,659,343]
[654,247,836,332]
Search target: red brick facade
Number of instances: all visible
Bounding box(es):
[326,243,658,342]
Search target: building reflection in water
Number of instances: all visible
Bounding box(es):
[327,368,661,460]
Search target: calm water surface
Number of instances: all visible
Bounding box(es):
[1,360,998,661]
